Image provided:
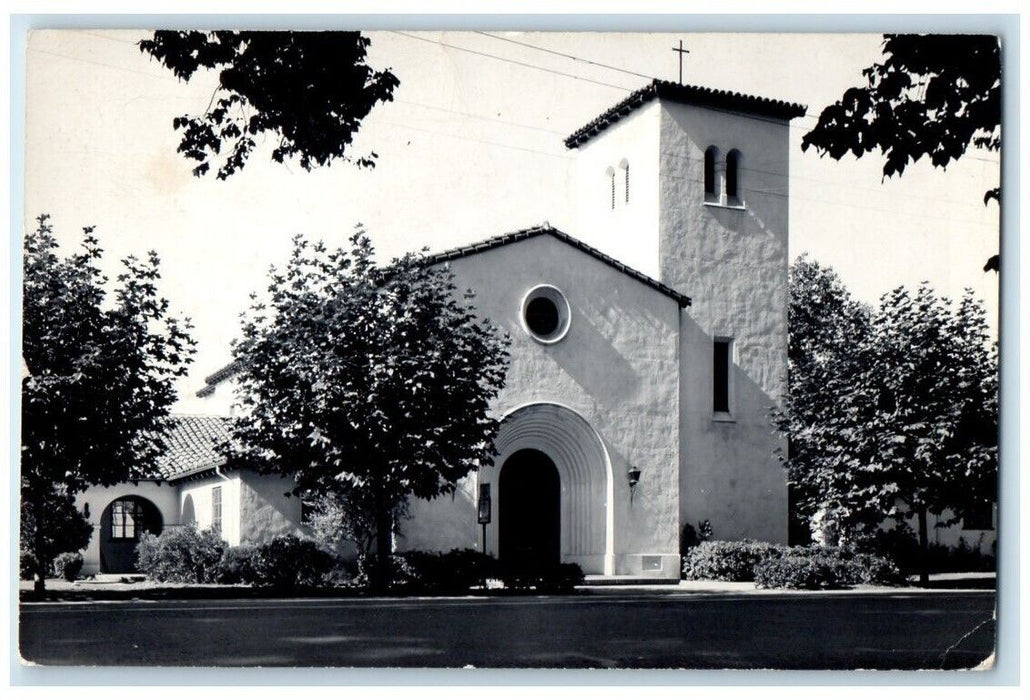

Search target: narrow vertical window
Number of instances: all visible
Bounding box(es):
[212,486,222,533]
[610,171,616,210]
[704,146,718,199]
[726,149,741,202]
[619,158,630,204]
[713,338,731,413]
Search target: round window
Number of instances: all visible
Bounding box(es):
[521,285,571,344]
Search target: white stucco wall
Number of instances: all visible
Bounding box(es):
[237,470,305,545]
[194,374,240,416]
[565,99,793,546]
[74,480,180,575]
[657,102,792,544]
[573,101,662,280]
[404,233,682,576]
[920,509,997,556]
[178,471,242,545]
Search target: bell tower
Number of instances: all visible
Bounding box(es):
[566,80,806,543]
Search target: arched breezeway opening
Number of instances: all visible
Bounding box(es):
[99,495,163,574]
[483,402,614,575]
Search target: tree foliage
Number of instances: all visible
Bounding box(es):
[139,31,400,179]
[226,230,510,590]
[19,490,93,581]
[801,34,1001,271]
[776,258,997,580]
[22,215,195,590]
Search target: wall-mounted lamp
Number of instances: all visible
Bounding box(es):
[83,503,90,518]
[627,467,642,504]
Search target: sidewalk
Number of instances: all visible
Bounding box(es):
[583,572,995,596]
[19,571,995,602]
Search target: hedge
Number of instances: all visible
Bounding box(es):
[136,525,226,583]
[683,540,901,589]
[53,552,84,582]
[682,540,785,582]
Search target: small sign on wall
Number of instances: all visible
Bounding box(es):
[478,484,491,524]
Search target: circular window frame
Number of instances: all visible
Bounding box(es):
[520,284,571,344]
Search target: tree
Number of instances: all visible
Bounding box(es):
[801,34,1001,271]
[776,256,873,544]
[776,258,998,584]
[139,31,400,179]
[227,231,510,591]
[303,491,408,584]
[19,491,93,582]
[22,215,195,591]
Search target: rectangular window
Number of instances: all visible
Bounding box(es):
[212,486,222,533]
[110,499,138,539]
[713,338,731,414]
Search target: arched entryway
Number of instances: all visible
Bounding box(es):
[99,496,163,574]
[499,449,561,570]
[485,402,615,575]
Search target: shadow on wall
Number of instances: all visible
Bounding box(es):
[546,290,679,405]
[678,312,788,544]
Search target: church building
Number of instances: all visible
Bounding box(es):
[75,80,811,579]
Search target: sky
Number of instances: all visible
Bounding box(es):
[22,29,1001,413]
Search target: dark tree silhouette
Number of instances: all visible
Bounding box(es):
[775,258,998,585]
[139,31,400,179]
[226,231,510,591]
[802,34,1001,271]
[22,215,195,592]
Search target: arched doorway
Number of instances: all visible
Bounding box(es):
[499,449,561,571]
[99,496,163,574]
[488,403,614,575]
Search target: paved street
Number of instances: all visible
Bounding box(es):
[19,590,995,670]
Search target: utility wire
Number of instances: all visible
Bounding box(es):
[393,98,566,136]
[389,31,633,92]
[659,150,999,209]
[659,170,997,228]
[472,31,658,82]
[376,120,571,161]
[28,46,175,81]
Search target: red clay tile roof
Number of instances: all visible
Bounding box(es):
[426,224,692,308]
[565,79,807,149]
[155,415,231,480]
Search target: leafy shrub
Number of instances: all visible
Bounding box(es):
[136,525,226,583]
[499,561,585,593]
[216,545,259,584]
[397,548,498,594]
[847,551,903,585]
[53,552,84,582]
[251,534,335,590]
[754,553,851,590]
[753,544,901,589]
[20,550,36,580]
[20,492,93,582]
[865,528,995,574]
[536,562,585,593]
[682,540,785,581]
[680,519,713,555]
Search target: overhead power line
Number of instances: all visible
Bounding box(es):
[472,31,658,82]
[389,31,633,92]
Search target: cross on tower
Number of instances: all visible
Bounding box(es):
[672,40,690,84]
